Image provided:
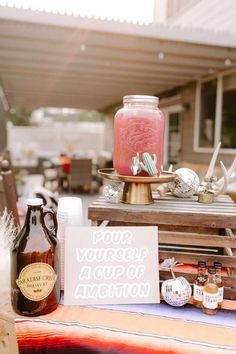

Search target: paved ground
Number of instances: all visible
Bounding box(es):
[19,174,101,225]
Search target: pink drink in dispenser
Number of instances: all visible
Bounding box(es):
[113,95,165,176]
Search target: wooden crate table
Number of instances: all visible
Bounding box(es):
[88,194,236,306]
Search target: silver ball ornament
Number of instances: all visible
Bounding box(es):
[161,276,192,307]
[103,183,123,203]
[168,168,200,198]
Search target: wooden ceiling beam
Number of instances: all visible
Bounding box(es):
[6,92,159,110]
[0,45,229,72]
[0,37,233,68]
[0,18,236,57]
[3,81,170,96]
[1,68,186,88]
[0,55,207,77]
[5,97,108,110]
[4,86,168,98]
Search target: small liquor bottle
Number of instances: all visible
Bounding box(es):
[193,261,207,308]
[202,268,218,315]
[214,261,224,309]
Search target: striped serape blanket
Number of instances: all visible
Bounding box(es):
[15,303,236,354]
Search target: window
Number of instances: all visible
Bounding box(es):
[221,73,236,149]
[168,113,182,164]
[195,70,236,153]
[199,79,217,148]
[163,104,183,166]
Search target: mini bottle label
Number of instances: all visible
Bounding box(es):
[193,284,203,301]
[203,291,218,309]
[218,286,224,302]
[16,263,57,301]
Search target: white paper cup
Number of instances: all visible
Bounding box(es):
[57,197,84,289]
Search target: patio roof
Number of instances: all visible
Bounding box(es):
[0,4,236,111]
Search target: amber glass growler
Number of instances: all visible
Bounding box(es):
[11,198,60,316]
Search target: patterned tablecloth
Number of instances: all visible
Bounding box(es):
[15,301,236,354]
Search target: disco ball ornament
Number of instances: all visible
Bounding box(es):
[168,168,200,198]
[103,183,123,203]
[161,276,192,307]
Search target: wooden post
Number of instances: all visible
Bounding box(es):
[0,99,7,151]
[0,178,7,214]
[1,160,19,227]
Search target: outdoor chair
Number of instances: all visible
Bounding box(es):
[69,158,94,193]
[97,155,107,169]
[0,149,18,199]
[41,161,59,191]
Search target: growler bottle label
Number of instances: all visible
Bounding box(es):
[16,263,57,301]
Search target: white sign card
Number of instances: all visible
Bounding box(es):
[64,226,159,305]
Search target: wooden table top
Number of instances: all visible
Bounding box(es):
[88,194,236,229]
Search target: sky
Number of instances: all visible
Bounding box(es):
[0,0,155,24]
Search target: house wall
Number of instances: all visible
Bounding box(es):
[166,0,195,19]
[170,83,234,170]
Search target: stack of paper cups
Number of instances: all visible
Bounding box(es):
[57,197,83,290]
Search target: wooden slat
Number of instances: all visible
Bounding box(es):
[159,231,236,248]
[104,225,236,247]
[106,221,220,235]
[153,194,233,203]
[91,195,236,211]
[88,206,236,229]
[94,199,236,212]
[159,250,236,268]
[93,201,236,214]
[160,269,236,288]
[221,288,236,301]
[225,228,236,276]
[221,299,236,311]
[88,195,236,229]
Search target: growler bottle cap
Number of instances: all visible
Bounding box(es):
[198,261,206,268]
[26,198,43,206]
[214,261,222,269]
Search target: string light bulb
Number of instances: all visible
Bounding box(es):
[224,57,232,66]
[157,52,165,61]
[80,44,87,52]
[224,49,232,66]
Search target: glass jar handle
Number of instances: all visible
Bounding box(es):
[42,207,58,237]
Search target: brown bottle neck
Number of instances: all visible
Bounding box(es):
[207,274,216,284]
[198,267,206,275]
[25,205,43,227]
[215,268,222,276]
